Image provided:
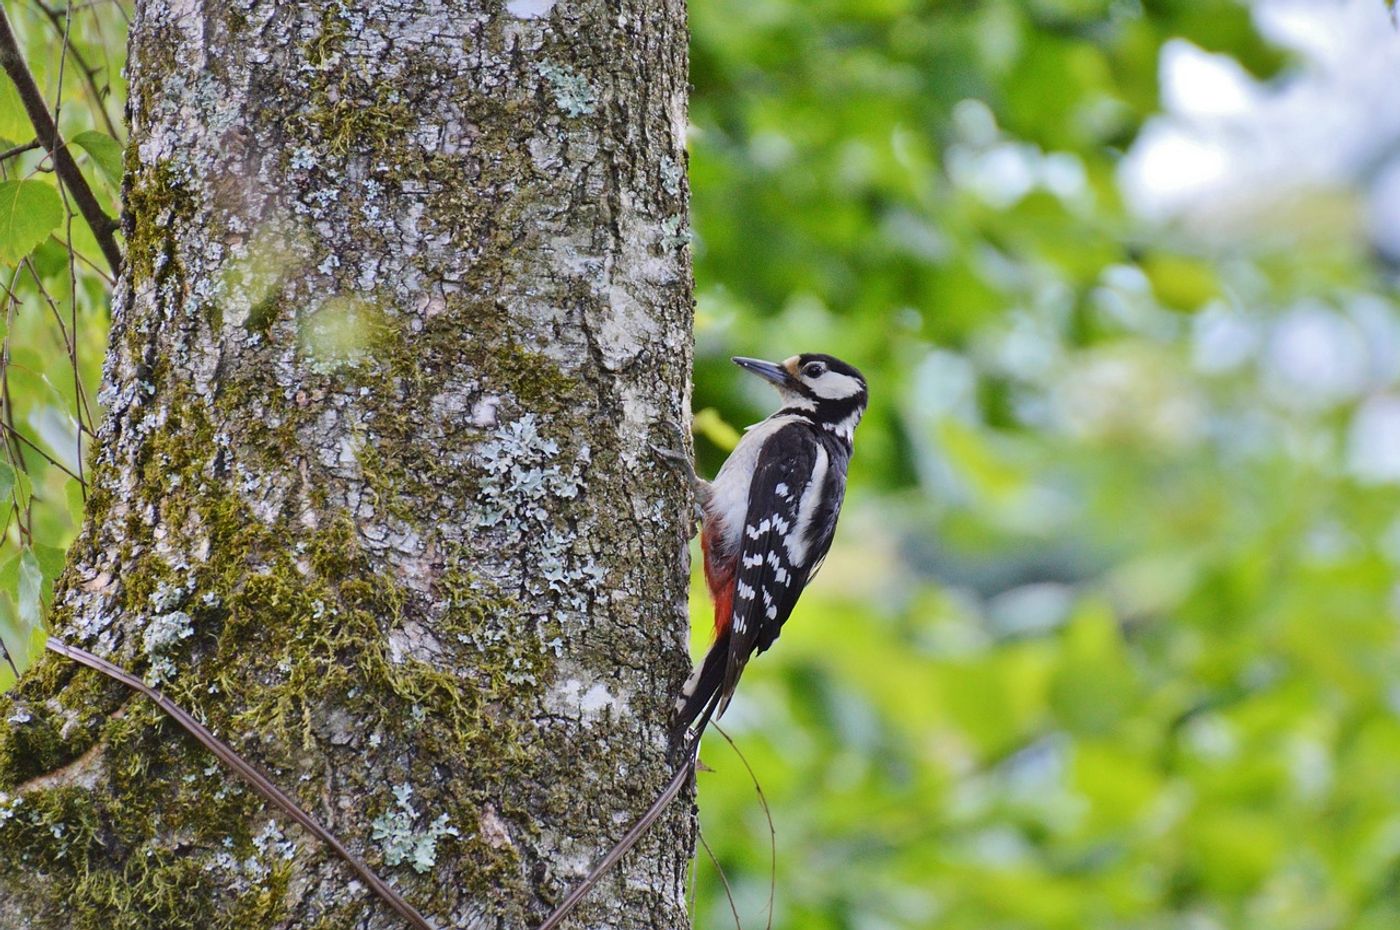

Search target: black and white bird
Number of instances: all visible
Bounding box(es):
[535,353,867,930]
[670,353,868,751]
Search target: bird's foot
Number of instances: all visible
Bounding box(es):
[650,421,709,536]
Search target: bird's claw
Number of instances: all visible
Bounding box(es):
[652,421,705,538]
[649,442,689,466]
[650,420,699,482]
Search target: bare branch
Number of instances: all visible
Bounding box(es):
[44,638,437,930]
[0,139,40,161]
[698,828,744,930]
[537,752,699,930]
[0,4,121,274]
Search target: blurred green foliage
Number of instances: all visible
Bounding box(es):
[5,1,1400,928]
[687,1,1400,929]
[0,3,120,687]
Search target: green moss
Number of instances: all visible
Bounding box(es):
[0,663,123,792]
[306,92,415,158]
[0,349,556,920]
[296,10,413,159]
[304,6,349,71]
[0,700,65,788]
[0,780,291,930]
[244,289,280,334]
[342,318,585,524]
[488,340,580,415]
[0,787,101,872]
[123,158,195,289]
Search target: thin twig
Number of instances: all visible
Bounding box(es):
[538,753,699,930]
[698,827,743,930]
[0,4,120,274]
[66,240,116,286]
[0,419,85,485]
[9,254,98,446]
[27,0,121,138]
[713,723,777,930]
[687,831,702,925]
[0,139,40,161]
[0,268,33,543]
[0,265,25,480]
[43,637,437,930]
[44,9,91,484]
[536,692,722,930]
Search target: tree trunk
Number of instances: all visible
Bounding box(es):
[0,2,694,928]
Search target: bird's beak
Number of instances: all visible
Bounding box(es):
[732,356,794,388]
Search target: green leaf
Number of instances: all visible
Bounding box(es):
[0,179,63,264]
[70,130,125,188]
[0,593,24,691]
[0,74,29,146]
[1142,253,1220,312]
[0,460,14,500]
[1049,598,1138,733]
[0,581,45,693]
[18,548,43,629]
[31,543,66,587]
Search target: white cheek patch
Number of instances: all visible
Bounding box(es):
[809,371,863,400]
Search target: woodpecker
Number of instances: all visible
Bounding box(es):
[669,353,868,751]
[535,354,866,930]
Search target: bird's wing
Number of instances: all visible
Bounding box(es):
[721,423,822,709]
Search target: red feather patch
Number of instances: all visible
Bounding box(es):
[701,524,737,638]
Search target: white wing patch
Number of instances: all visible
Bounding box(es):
[785,443,829,567]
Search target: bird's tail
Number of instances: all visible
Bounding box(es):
[670,631,729,756]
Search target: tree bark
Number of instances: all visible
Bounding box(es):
[0,2,694,928]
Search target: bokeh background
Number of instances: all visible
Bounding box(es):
[4,1,1400,928]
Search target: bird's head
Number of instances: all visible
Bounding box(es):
[732,353,868,440]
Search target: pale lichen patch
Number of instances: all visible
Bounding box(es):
[370,783,460,874]
[537,62,597,117]
[507,0,556,18]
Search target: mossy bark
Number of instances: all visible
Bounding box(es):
[0,1,695,928]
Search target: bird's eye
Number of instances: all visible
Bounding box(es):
[803,362,825,378]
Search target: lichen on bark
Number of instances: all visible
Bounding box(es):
[0,1,695,928]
